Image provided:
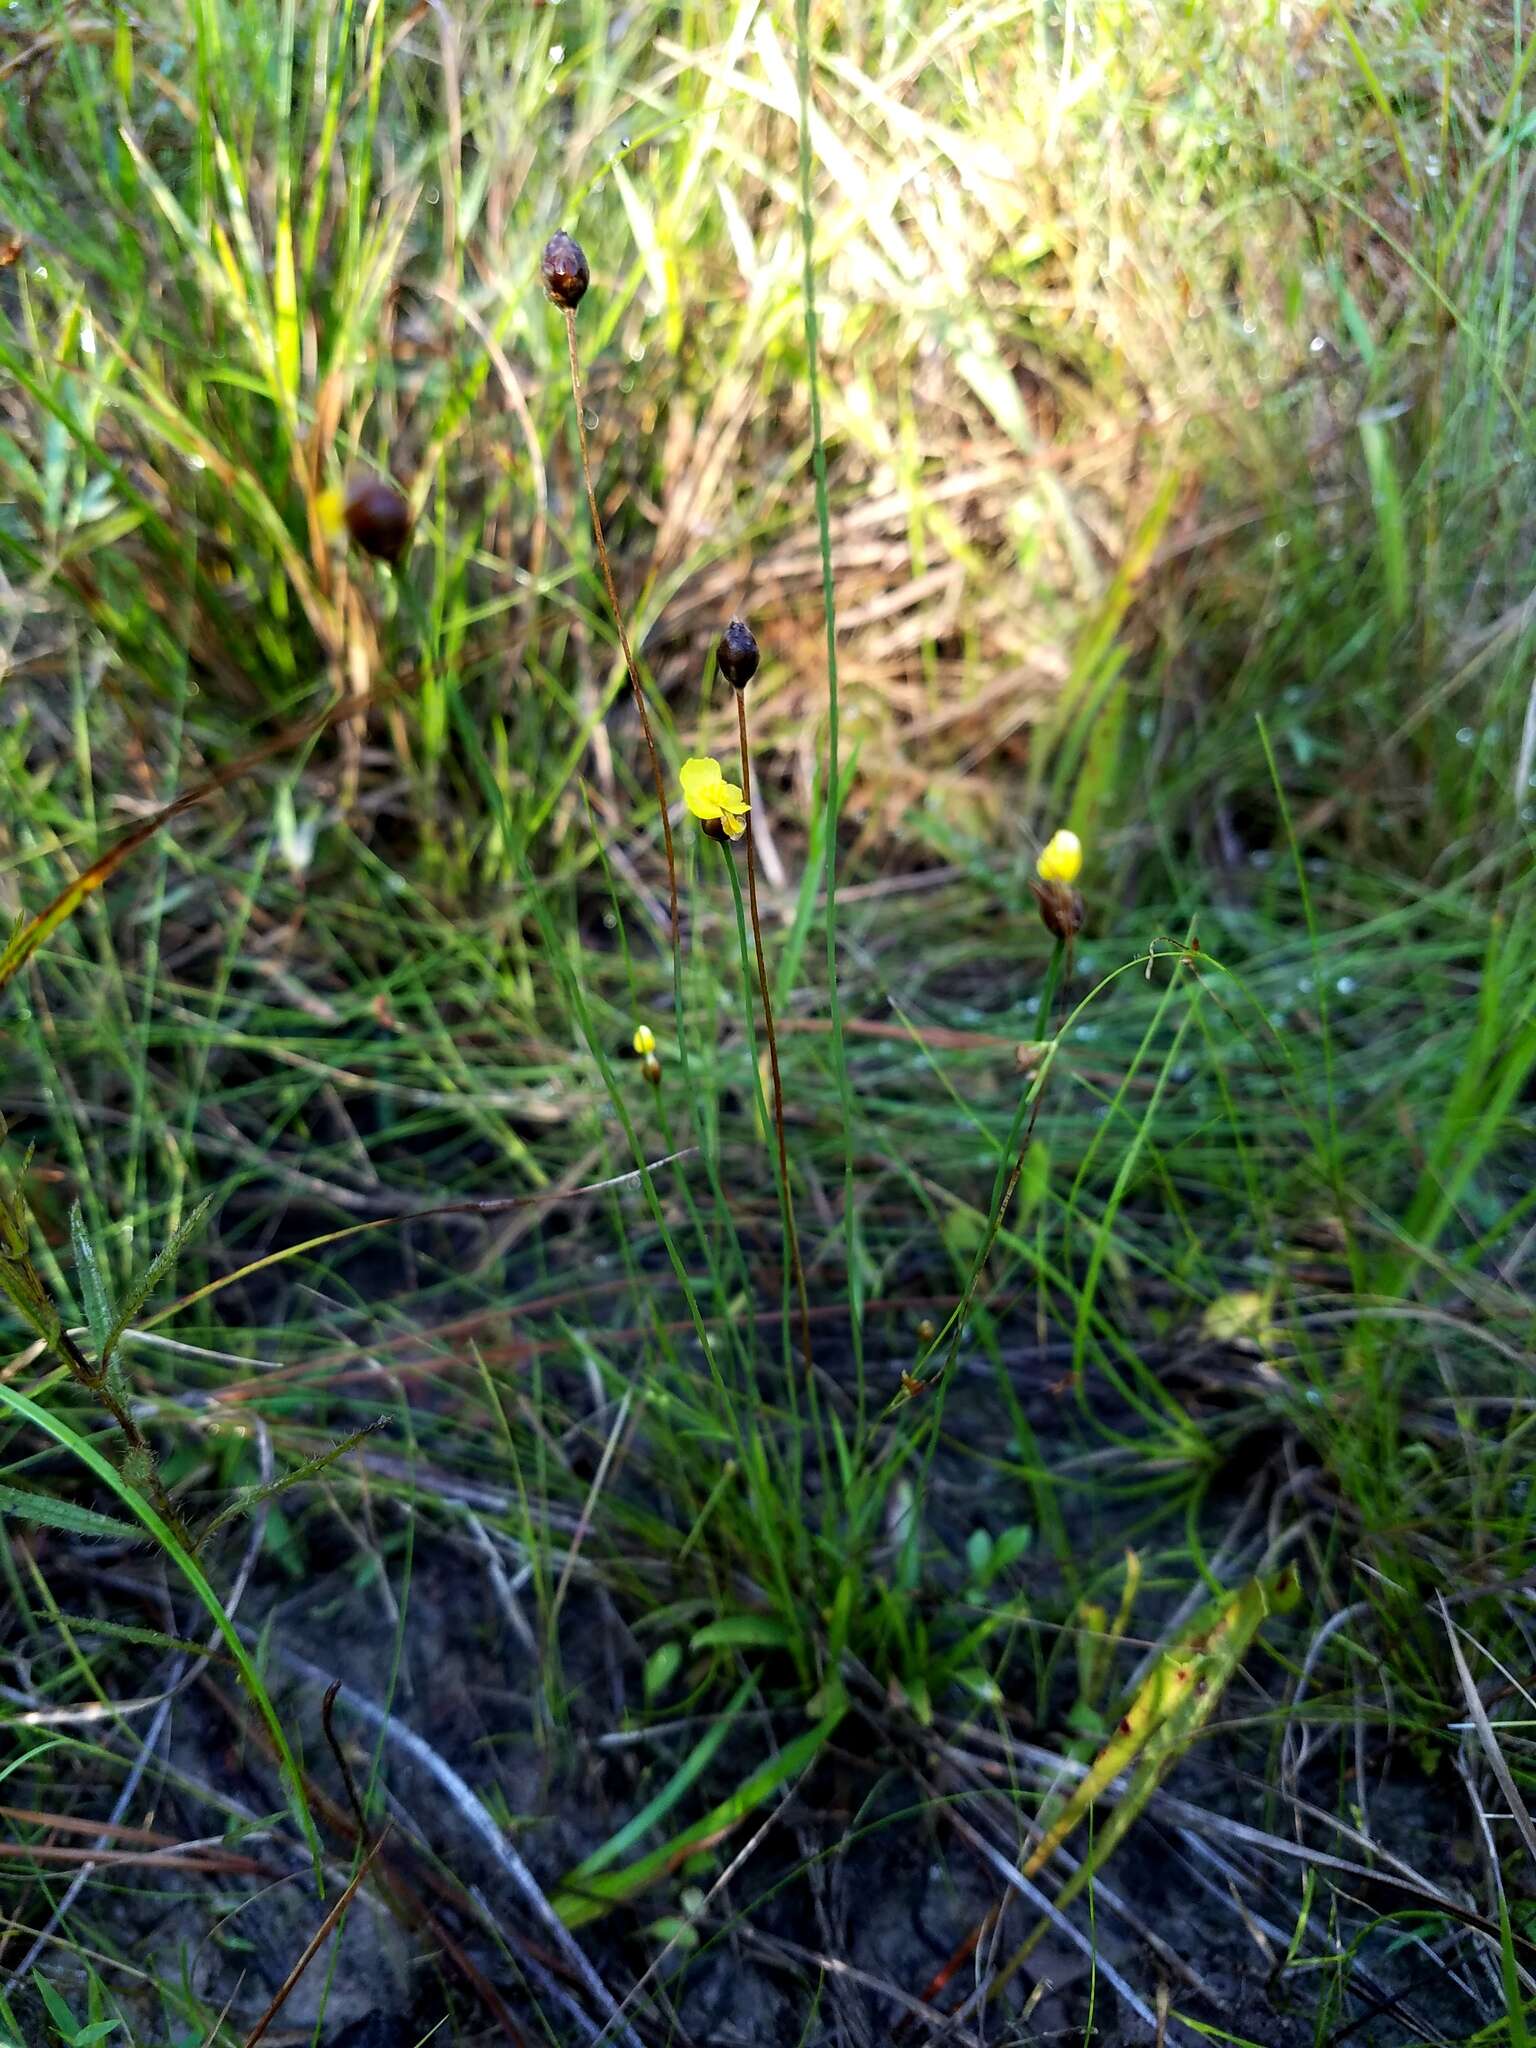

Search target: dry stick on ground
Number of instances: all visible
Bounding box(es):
[560,303,679,944]
[735,684,815,1372]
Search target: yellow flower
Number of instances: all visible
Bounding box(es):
[314,485,348,542]
[1036,828,1083,886]
[680,757,749,840]
[632,1024,656,1057]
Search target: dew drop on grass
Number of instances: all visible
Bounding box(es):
[1309,334,1327,353]
[427,186,439,204]
[1273,531,1290,550]
[1335,975,1357,995]
[584,409,599,431]
[1456,726,1476,746]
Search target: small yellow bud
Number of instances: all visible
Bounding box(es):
[632,1024,656,1057]
[1036,828,1083,886]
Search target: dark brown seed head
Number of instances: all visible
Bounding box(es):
[1030,879,1086,943]
[641,1052,662,1087]
[699,815,732,845]
[541,230,590,309]
[344,477,412,563]
[717,617,760,691]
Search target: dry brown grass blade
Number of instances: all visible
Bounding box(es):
[0,684,389,999]
[0,1841,265,1874]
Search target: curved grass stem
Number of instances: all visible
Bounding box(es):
[735,689,814,1373]
[561,306,679,944]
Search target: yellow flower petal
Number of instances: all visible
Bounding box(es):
[679,757,750,826]
[1036,828,1083,886]
[632,1024,656,1056]
[720,810,745,840]
[680,757,718,806]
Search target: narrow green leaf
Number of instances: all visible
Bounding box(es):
[69,1202,115,1359]
[34,1975,79,2042]
[1359,416,1408,628]
[555,1688,847,1926]
[0,1483,137,1543]
[691,1614,797,1652]
[644,1643,682,1705]
[0,1381,322,1884]
[566,1676,753,1885]
[104,1198,210,1366]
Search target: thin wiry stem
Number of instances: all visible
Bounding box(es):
[794,0,860,1400]
[562,306,679,944]
[736,687,814,1373]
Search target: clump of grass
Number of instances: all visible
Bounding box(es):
[3,1,1536,2041]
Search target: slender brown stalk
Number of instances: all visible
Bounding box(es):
[561,307,679,943]
[736,687,814,1371]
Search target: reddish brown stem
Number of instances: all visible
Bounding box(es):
[562,307,679,944]
[736,688,814,1372]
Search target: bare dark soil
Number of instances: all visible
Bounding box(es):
[10,1351,1486,2048]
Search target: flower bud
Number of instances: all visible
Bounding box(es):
[344,477,412,563]
[541,230,590,309]
[717,617,759,691]
[632,1024,656,1057]
[1036,828,1083,886]
[641,1053,662,1086]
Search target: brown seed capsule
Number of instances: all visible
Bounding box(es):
[541,230,589,309]
[717,617,759,691]
[1030,879,1085,943]
[641,1052,662,1086]
[916,1317,936,1346]
[344,477,412,564]
[699,816,732,844]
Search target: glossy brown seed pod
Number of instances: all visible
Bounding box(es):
[717,617,760,690]
[344,477,412,563]
[541,230,590,308]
